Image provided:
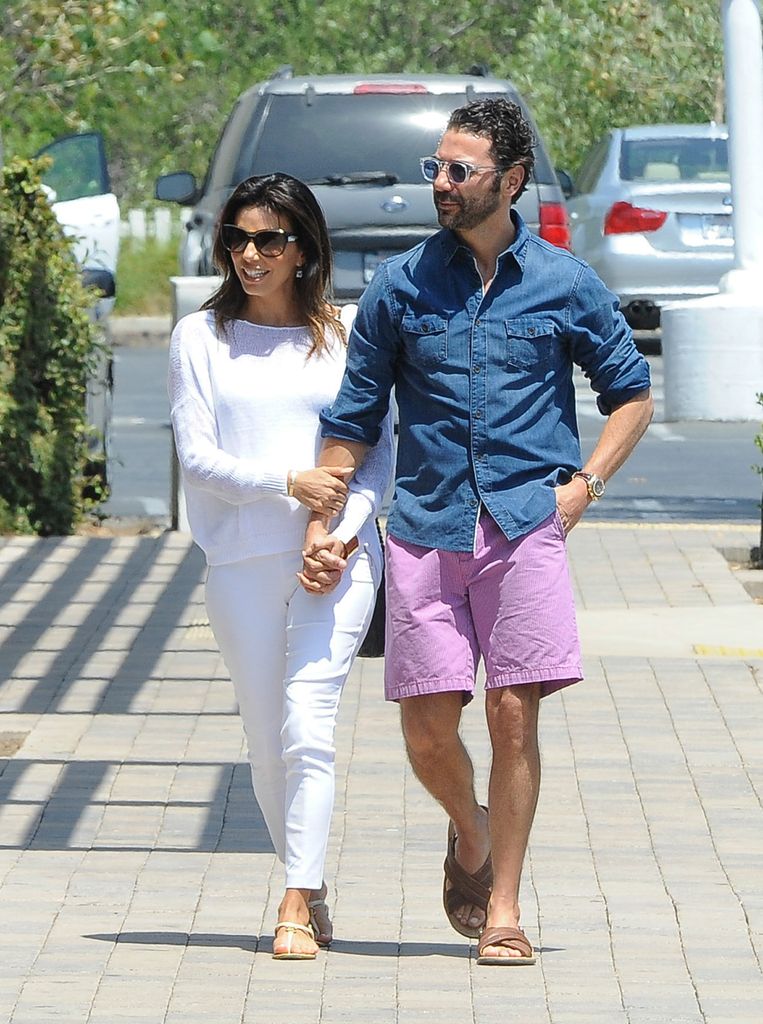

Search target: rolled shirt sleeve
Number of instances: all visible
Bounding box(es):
[566,264,651,415]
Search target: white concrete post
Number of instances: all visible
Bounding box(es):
[661,0,763,421]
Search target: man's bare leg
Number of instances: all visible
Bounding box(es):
[400,692,490,933]
[481,682,541,960]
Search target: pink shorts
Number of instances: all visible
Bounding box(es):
[384,509,582,703]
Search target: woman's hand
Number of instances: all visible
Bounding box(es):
[297,528,349,595]
[291,467,353,516]
[555,477,590,536]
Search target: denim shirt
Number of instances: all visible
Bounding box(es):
[320,211,651,552]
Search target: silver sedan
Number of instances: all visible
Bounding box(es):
[565,124,734,329]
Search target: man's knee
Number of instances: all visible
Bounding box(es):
[485,684,540,754]
[400,692,464,759]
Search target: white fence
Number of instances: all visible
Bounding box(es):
[120,207,191,245]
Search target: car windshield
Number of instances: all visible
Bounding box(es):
[234,92,554,185]
[620,137,729,183]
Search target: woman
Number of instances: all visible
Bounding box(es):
[168,173,393,959]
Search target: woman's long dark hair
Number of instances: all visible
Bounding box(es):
[202,173,343,357]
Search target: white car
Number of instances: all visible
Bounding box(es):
[565,124,734,329]
[37,132,120,488]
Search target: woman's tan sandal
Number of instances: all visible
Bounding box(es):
[476,926,536,966]
[308,893,332,947]
[272,921,318,960]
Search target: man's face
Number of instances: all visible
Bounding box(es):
[432,130,503,232]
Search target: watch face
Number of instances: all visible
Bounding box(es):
[591,476,606,498]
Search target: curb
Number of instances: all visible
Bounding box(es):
[110,315,171,348]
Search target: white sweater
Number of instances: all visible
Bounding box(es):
[168,308,393,566]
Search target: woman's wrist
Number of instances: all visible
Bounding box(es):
[287,469,298,497]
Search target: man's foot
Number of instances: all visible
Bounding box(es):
[442,805,492,937]
[476,925,536,966]
[308,883,332,946]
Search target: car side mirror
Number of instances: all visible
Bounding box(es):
[556,169,575,199]
[156,171,198,205]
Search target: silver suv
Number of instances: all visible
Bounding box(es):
[156,68,571,300]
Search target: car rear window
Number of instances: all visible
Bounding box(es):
[231,92,556,186]
[620,137,729,183]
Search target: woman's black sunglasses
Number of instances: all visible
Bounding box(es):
[221,224,298,256]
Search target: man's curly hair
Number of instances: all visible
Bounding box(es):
[447,98,536,199]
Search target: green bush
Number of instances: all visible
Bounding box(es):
[0,157,105,535]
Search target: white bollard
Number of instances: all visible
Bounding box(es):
[662,294,763,421]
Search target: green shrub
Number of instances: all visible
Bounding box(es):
[0,157,105,535]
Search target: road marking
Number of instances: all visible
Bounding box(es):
[694,644,763,658]
[648,423,685,442]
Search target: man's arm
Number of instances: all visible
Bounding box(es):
[301,438,372,584]
[556,388,653,533]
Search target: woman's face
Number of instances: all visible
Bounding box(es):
[229,204,305,312]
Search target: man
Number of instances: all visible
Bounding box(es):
[303,98,653,964]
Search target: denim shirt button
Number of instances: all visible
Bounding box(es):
[473,365,481,374]
[474,409,482,419]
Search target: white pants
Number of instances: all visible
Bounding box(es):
[205,546,378,889]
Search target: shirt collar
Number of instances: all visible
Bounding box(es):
[440,208,530,271]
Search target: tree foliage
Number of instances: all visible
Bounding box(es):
[511,0,724,173]
[0,157,105,534]
[0,0,727,202]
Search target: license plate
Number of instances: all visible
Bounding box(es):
[701,214,733,241]
[363,252,387,284]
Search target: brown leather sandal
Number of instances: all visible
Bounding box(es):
[442,812,492,939]
[476,926,536,966]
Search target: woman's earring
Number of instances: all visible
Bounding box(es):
[295,267,303,279]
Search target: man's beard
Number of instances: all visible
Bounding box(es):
[435,181,501,231]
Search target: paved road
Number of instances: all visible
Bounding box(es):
[102,339,762,527]
[1,522,761,1022]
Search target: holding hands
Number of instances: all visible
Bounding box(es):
[289,466,353,516]
[298,521,354,595]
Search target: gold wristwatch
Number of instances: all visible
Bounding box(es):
[572,471,606,501]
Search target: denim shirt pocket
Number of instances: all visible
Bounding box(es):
[401,311,448,367]
[504,316,559,372]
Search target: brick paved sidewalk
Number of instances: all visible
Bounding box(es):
[0,523,761,1024]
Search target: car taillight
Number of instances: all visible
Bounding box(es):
[353,83,429,93]
[604,201,668,235]
[539,202,573,250]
